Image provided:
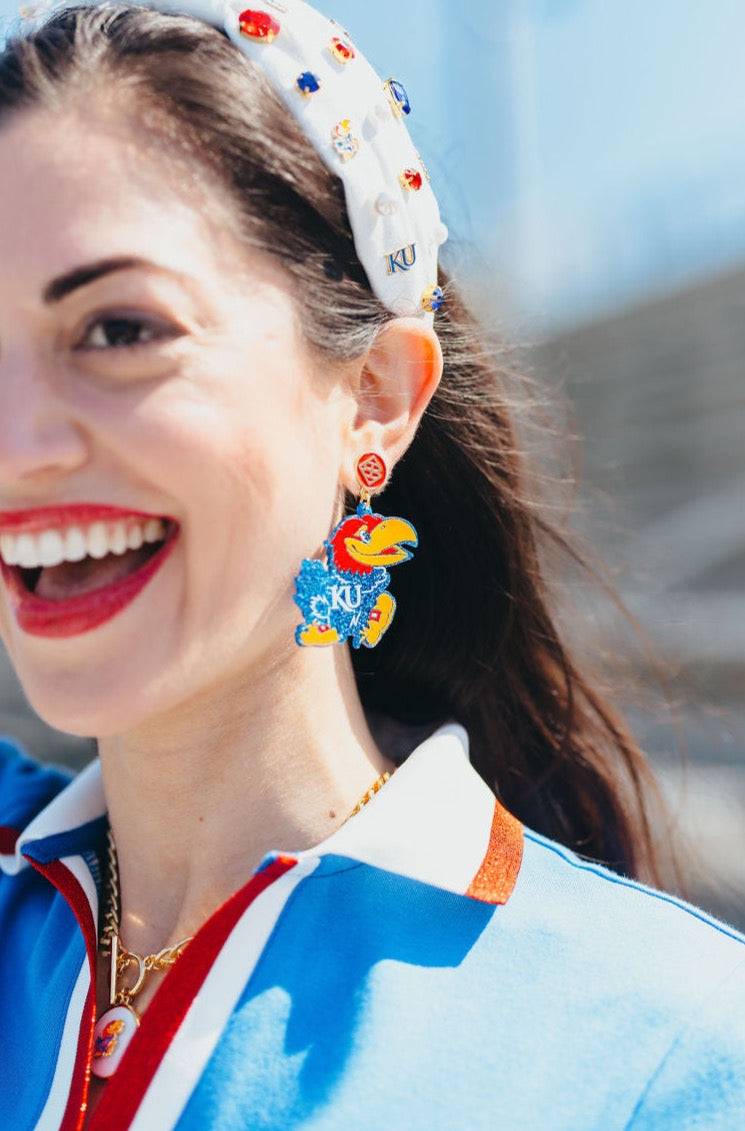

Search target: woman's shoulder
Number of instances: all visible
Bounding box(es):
[460,826,745,1126]
[0,738,71,835]
[518,824,745,958]
[505,826,745,1115]
[512,826,745,1007]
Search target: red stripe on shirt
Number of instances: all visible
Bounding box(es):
[28,857,99,1131]
[88,854,298,1131]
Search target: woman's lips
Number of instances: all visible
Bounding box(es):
[0,506,179,638]
[0,503,157,534]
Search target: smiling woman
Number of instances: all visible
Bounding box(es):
[0,4,744,1131]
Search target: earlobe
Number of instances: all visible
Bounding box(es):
[346,318,443,478]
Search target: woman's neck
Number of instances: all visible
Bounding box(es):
[97,644,391,957]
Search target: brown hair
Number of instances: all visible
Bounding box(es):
[0,5,662,880]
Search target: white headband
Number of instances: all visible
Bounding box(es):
[21,0,448,321]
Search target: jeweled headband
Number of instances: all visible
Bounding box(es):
[21,0,448,321]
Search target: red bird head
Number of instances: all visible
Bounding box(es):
[328,513,418,576]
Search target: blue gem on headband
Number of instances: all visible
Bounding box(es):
[384,79,411,120]
[296,70,321,96]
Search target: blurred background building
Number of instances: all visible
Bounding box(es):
[0,0,743,924]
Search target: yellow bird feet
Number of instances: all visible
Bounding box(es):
[298,623,341,647]
[361,592,396,647]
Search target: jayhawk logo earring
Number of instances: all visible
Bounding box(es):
[294,454,418,649]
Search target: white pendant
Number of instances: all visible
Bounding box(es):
[91,1004,139,1078]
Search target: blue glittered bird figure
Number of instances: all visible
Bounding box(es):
[294,505,418,649]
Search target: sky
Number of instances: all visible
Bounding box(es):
[2,0,745,332]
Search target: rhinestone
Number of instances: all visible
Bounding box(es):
[421,285,445,314]
[296,71,321,96]
[384,79,411,119]
[332,120,359,161]
[400,168,423,192]
[238,9,280,42]
[329,37,355,63]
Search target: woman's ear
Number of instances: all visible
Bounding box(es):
[343,317,443,489]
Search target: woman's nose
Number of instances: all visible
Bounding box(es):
[0,354,88,483]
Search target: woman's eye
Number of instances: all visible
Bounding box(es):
[79,317,175,350]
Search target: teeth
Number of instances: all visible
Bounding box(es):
[0,517,168,570]
[127,525,144,551]
[87,522,110,560]
[38,530,66,568]
[64,527,88,562]
[109,522,129,556]
[143,519,164,544]
[16,534,37,569]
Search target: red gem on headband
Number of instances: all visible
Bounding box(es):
[329,37,355,64]
[400,168,423,192]
[238,9,281,42]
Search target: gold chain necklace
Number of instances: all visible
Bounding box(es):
[91,768,392,1079]
[91,829,194,1080]
[347,770,390,819]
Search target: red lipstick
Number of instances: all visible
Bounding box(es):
[0,505,178,639]
[0,503,155,534]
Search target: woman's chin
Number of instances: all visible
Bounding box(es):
[6,646,166,740]
[16,680,137,741]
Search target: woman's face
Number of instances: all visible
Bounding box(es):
[0,108,357,735]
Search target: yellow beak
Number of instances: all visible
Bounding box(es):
[345,517,418,568]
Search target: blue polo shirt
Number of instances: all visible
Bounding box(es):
[2,724,745,1130]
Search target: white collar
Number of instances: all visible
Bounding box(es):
[301,723,505,898]
[3,724,522,903]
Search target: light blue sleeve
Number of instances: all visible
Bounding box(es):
[626,957,745,1129]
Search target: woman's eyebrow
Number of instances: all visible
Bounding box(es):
[42,256,156,304]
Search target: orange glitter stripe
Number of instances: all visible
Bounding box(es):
[466,800,524,905]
